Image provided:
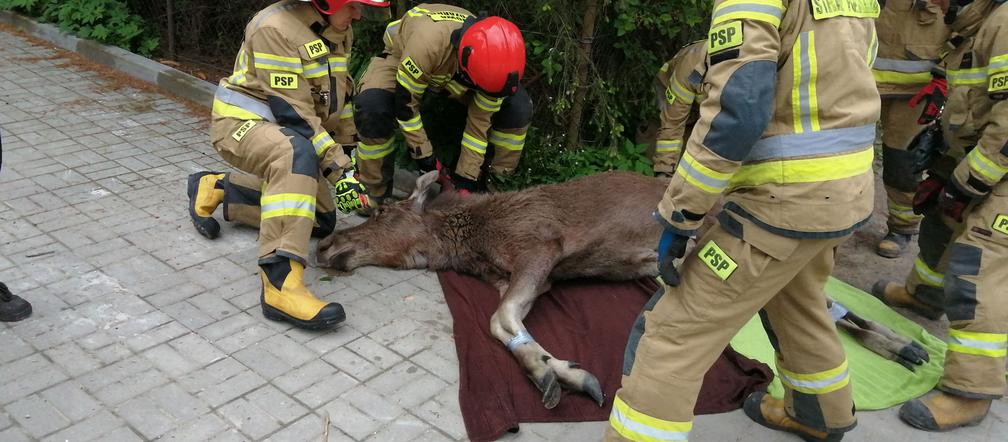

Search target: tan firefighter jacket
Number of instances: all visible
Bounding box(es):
[210,0,355,175]
[941,1,1008,197]
[378,3,513,178]
[657,0,882,249]
[873,0,950,97]
[655,41,708,166]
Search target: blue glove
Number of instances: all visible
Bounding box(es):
[657,229,689,286]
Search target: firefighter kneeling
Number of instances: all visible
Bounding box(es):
[353,3,532,207]
[186,0,389,330]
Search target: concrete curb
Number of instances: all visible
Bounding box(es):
[0,10,215,107]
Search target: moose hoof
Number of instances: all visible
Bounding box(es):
[535,368,562,409]
[582,373,605,407]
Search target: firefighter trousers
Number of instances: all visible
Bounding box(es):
[880,97,928,234]
[353,55,530,197]
[911,182,1008,399]
[211,117,337,264]
[606,223,856,441]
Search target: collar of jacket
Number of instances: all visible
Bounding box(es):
[950,0,996,37]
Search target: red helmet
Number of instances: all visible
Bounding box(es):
[458,17,526,96]
[302,0,389,15]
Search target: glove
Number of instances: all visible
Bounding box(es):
[937,181,972,223]
[908,77,947,125]
[416,156,442,174]
[912,175,945,215]
[331,171,370,213]
[450,173,479,196]
[657,229,690,286]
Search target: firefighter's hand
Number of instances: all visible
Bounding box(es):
[416,155,442,174]
[450,172,479,196]
[657,229,689,287]
[332,173,369,214]
[937,181,973,223]
[908,77,947,125]
[912,175,945,215]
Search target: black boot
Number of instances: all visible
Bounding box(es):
[0,282,32,322]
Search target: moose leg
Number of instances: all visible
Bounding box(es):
[829,299,929,370]
[488,254,604,409]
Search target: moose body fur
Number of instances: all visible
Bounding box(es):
[318,170,928,409]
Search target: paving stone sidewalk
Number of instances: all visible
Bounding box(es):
[0,29,1004,442]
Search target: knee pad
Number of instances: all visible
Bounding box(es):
[882,145,921,192]
[492,84,533,130]
[279,128,319,178]
[353,88,397,139]
[944,243,982,321]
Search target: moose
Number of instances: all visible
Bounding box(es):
[318,171,928,409]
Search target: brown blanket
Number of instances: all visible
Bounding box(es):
[438,271,773,441]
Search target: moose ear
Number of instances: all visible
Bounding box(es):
[410,171,441,213]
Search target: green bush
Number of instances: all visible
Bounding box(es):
[0,0,158,56]
[493,137,654,191]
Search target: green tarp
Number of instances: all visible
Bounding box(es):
[730,277,946,410]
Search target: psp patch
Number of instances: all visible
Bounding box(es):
[401,56,424,79]
[303,39,329,59]
[993,214,1008,236]
[989,72,1008,98]
[698,240,738,281]
[269,72,298,89]
[708,21,743,54]
[231,120,257,142]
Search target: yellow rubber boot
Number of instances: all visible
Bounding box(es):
[187,172,225,239]
[870,280,943,320]
[743,392,845,442]
[260,257,345,330]
[899,390,991,431]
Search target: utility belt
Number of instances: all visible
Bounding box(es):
[212,86,277,123]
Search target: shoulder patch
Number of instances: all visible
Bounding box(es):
[304,39,329,59]
[401,56,424,79]
[989,71,1008,97]
[428,10,469,22]
[993,214,1008,236]
[708,21,743,54]
[698,240,738,281]
[231,120,257,142]
[269,72,298,89]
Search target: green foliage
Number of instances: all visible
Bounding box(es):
[494,136,654,191]
[0,0,158,56]
[348,1,711,189]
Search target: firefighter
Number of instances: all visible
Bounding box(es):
[874,0,1008,431]
[602,0,881,440]
[653,41,707,176]
[186,0,387,330]
[872,0,950,258]
[353,3,532,206]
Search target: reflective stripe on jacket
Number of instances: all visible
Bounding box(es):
[873,0,950,96]
[658,0,881,238]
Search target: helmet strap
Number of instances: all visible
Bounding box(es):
[451,16,479,50]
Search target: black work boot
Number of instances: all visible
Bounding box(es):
[0,282,32,322]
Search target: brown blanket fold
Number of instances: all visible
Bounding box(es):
[438,271,774,442]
